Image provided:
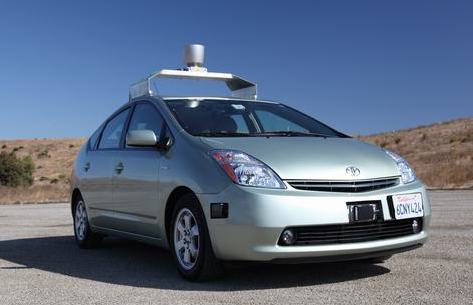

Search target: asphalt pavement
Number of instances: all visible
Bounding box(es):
[0,191,472,305]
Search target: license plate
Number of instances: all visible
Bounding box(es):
[392,193,424,219]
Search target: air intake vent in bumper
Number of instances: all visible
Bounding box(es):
[278,218,422,246]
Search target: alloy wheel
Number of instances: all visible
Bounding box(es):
[173,208,200,270]
[74,200,88,241]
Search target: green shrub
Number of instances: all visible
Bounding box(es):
[0,152,35,187]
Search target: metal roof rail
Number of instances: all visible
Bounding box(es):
[129,44,257,101]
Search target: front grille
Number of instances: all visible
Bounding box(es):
[279,218,422,246]
[286,177,399,193]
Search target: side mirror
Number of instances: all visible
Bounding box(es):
[126,130,158,147]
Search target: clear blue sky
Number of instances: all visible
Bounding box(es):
[0,0,472,139]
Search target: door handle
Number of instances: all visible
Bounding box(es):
[83,162,90,172]
[115,162,124,174]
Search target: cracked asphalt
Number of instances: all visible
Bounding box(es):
[0,191,472,305]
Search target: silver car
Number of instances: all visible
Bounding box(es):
[71,45,430,281]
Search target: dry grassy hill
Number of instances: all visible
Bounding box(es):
[0,138,84,204]
[0,117,471,204]
[361,118,473,189]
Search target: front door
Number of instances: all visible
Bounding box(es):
[111,102,165,237]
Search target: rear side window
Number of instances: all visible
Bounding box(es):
[98,109,130,149]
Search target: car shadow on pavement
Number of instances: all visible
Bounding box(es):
[0,235,390,290]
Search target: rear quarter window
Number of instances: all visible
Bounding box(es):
[88,125,103,150]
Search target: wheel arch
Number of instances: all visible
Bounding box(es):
[164,186,198,245]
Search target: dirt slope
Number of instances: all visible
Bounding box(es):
[0,138,84,204]
[361,118,473,189]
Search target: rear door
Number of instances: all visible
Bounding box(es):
[111,102,164,237]
[85,107,131,229]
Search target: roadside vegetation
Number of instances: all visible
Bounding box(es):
[0,151,35,187]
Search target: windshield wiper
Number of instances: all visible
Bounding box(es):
[194,131,254,137]
[259,131,331,138]
[194,131,332,138]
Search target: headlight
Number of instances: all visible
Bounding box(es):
[210,150,285,189]
[384,149,416,184]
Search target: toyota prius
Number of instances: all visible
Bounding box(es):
[70,45,430,281]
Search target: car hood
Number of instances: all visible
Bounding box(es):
[199,137,399,180]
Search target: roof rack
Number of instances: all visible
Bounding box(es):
[129,44,257,101]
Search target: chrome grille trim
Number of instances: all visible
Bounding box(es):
[286,177,400,193]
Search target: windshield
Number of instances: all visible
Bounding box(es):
[166,99,346,138]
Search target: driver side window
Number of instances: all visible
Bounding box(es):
[126,103,164,148]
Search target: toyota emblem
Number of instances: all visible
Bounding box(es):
[346,166,361,177]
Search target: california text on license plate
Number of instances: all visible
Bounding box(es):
[392,193,424,220]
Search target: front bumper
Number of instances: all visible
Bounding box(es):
[197,180,430,262]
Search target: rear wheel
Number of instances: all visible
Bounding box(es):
[170,194,223,281]
[73,195,102,248]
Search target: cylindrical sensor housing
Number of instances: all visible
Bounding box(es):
[183,44,205,68]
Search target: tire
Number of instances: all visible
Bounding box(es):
[170,193,223,281]
[73,194,103,249]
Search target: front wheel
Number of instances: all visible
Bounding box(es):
[73,195,103,248]
[170,194,223,281]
